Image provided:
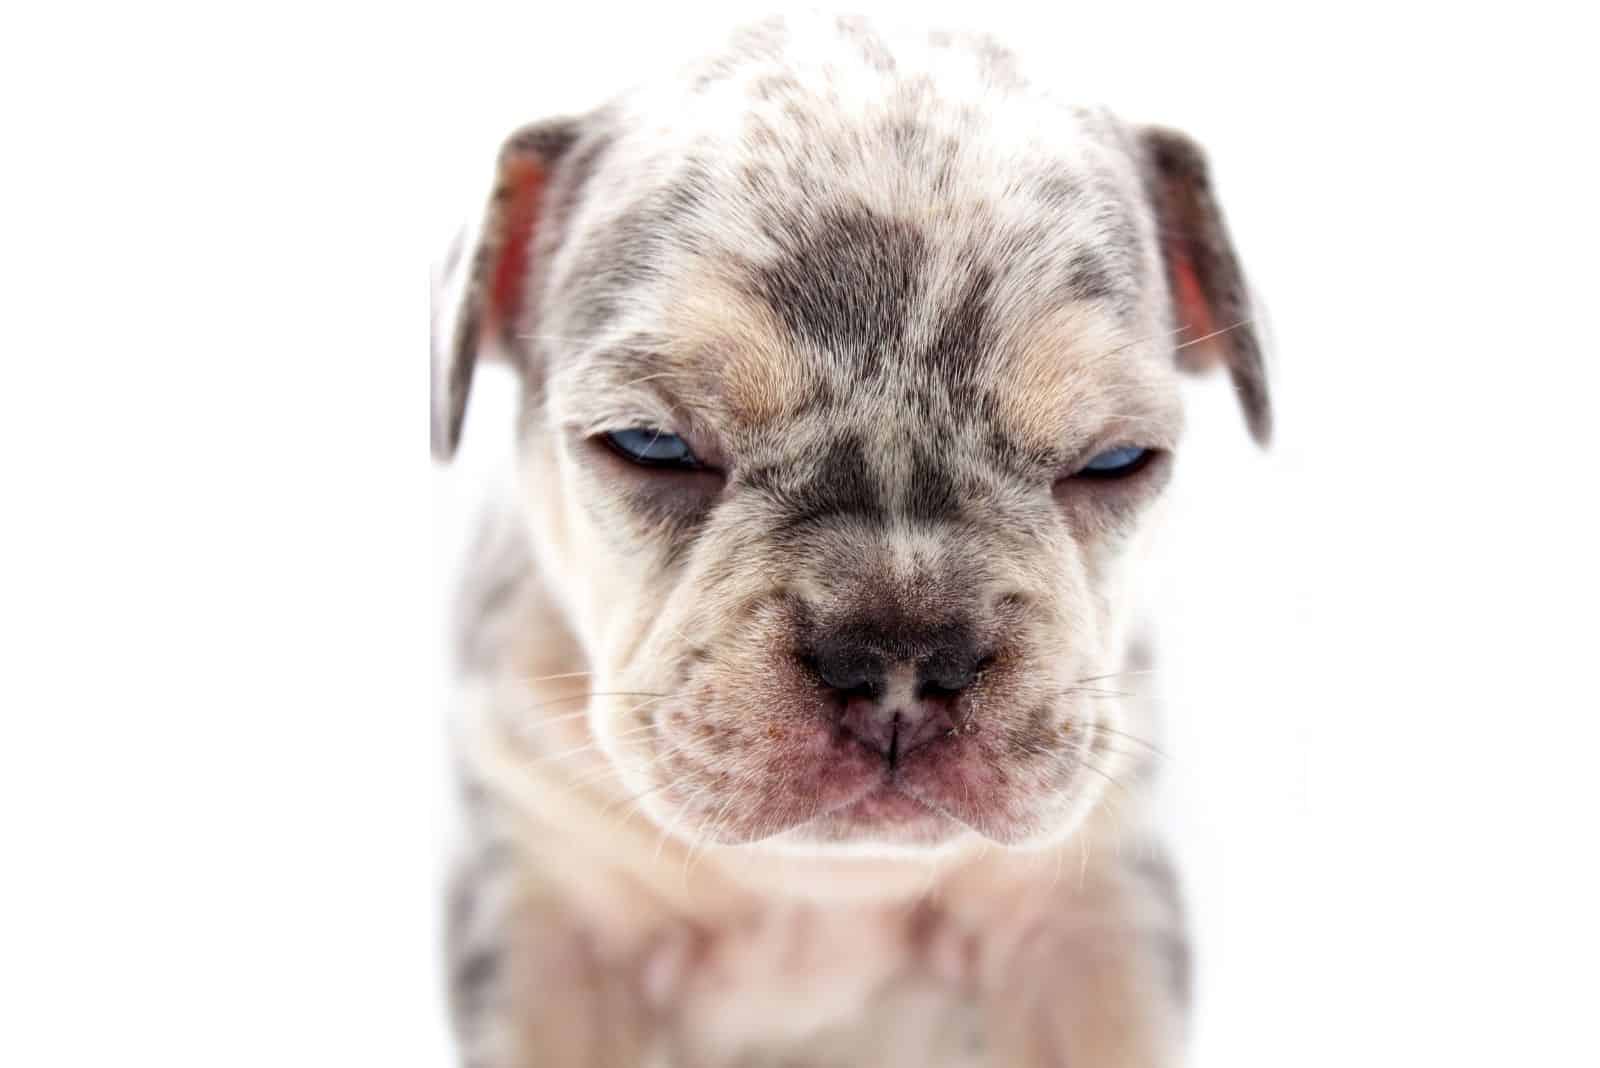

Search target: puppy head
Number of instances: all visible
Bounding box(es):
[434,17,1268,853]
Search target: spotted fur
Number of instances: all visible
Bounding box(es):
[433,12,1265,1067]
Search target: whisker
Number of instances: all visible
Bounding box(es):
[510,719,671,769]
[616,371,684,391]
[1073,669,1159,685]
[516,670,595,685]
[1088,740,1167,765]
[516,332,616,347]
[1074,755,1136,800]
[569,729,701,790]
[655,780,713,862]
[1092,724,1169,759]
[518,741,604,766]
[1078,323,1191,367]
[506,709,592,729]
[504,693,675,741]
[1173,318,1254,352]
[598,763,706,831]
[504,691,673,716]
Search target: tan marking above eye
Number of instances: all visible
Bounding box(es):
[992,308,1183,467]
[658,265,812,428]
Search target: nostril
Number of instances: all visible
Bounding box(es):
[918,680,976,705]
[804,643,885,698]
[819,661,879,695]
[916,649,991,697]
[916,676,967,701]
[837,679,880,703]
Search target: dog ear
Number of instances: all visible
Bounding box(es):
[431,119,583,461]
[1138,126,1271,445]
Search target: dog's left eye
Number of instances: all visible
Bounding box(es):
[1077,445,1151,479]
[604,428,699,468]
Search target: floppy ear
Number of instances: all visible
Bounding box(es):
[431,119,583,461]
[1138,126,1272,445]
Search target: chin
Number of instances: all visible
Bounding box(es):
[775,783,970,853]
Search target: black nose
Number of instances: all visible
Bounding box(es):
[807,624,987,762]
[918,644,983,695]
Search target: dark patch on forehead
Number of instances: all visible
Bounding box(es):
[763,432,887,535]
[749,205,925,376]
[918,265,994,393]
[905,443,962,523]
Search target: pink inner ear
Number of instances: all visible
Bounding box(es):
[1170,249,1221,371]
[486,154,549,337]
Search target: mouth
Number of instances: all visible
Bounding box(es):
[836,779,937,825]
[797,774,963,848]
[628,680,1099,849]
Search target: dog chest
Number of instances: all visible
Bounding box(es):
[648,902,991,1067]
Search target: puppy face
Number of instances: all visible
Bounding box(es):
[435,17,1268,854]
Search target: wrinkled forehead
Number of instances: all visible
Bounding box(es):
[545,59,1179,460]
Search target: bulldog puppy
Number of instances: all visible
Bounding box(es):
[432,13,1268,1067]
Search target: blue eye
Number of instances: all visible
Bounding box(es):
[605,427,699,467]
[1079,445,1151,478]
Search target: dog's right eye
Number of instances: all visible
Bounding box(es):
[1076,445,1152,479]
[603,428,701,469]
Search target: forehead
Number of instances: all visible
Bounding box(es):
[546,18,1177,454]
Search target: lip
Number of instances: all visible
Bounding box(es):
[835,780,937,825]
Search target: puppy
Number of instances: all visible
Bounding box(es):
[432,14,1268,1067]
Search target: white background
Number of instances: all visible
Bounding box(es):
[4,1,1597,1065]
